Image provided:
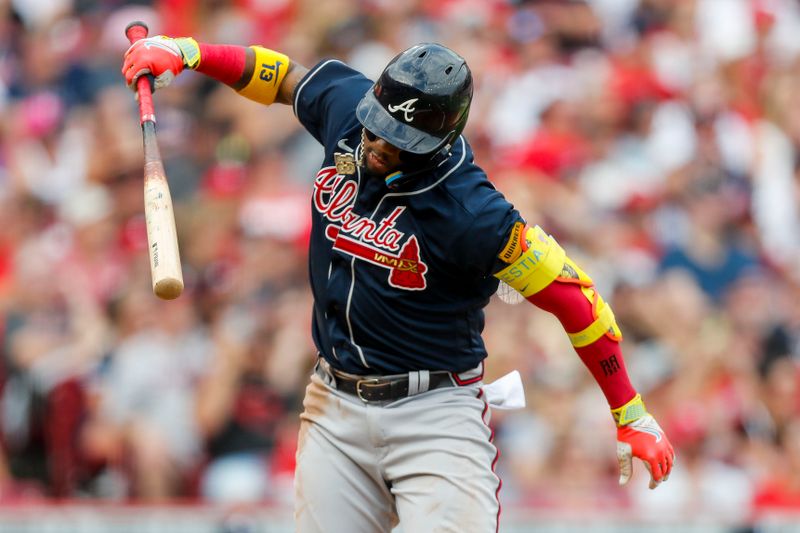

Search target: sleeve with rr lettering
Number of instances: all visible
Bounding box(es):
[492,224,635,408]
[529,276,635,407]
[493,223,675,490]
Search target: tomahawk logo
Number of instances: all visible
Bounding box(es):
[326,225,428,290]
[387,98,419,122]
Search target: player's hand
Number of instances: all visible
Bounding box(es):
[612,394,675,489]
[122,36,200,91]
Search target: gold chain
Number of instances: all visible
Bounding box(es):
[357,128,366,169]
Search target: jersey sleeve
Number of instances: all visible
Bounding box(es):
[452,183,525,278]
[292,60,373,147]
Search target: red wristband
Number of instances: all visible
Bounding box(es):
[196,43,247,86]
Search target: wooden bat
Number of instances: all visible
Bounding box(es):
[125,21,184,300]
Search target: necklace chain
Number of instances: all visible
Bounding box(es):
[357,128,366,169]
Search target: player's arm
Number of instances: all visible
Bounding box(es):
[493,223,675,489]
[121,36,309,106]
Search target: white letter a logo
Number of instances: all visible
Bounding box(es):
[387,98,419,122]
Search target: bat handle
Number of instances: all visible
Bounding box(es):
[124,21,156,125]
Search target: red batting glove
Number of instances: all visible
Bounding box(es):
[612,394,675,489]
[122,36,186,91]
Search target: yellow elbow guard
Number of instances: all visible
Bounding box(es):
[237,46,290,105]
[495,225,566,297]
[494,225,622,346]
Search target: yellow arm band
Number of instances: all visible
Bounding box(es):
[611,393,647,426]
[237,46,290,105]
[494,226,566,297]
[567,299,620,347]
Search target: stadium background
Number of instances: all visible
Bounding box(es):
[1,0,800,531]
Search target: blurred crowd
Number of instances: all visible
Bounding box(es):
[1,0,800,526]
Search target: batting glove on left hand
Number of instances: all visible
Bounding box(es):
[122,36,200,91]
[613,394,675,490]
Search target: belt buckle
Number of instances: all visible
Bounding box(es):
[355,378,381,403]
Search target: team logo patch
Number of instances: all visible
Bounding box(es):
[387,98,419,122]
[142,40,181,57]
[334,152,356,175]
[498,222,526,264]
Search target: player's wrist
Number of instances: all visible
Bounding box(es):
[611,392,647,426]
[173,37,201,69]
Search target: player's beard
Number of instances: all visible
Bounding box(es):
[359,129,403,178]
[363,147,400,177]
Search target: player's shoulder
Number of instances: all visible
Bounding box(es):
[293,59,371,114]
[297,58,363,86]
[409,137,522,276]
[293,59,373,149]
[434,137,510,218]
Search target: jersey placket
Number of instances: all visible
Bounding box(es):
[335,142,384,370]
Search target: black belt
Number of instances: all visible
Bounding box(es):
[319,362,456,403]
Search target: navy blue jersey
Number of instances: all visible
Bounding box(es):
[293,60,523,374]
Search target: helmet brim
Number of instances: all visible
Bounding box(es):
[356,90,447,155]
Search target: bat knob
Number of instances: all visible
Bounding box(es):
[125,21,149,44]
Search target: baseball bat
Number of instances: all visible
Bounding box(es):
[125,21,184,300]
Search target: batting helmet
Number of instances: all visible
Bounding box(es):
[356,43,473,158]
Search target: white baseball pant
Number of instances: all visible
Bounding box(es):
[294,364,501,532]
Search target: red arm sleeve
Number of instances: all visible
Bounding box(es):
[196,43,248,87]
[526,281,636,408]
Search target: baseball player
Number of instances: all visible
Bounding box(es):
[123,35,675,532]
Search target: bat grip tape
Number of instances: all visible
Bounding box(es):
[136,76,156,124]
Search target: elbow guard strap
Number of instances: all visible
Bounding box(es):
[568,300,618,347]
[237,46,290,105]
